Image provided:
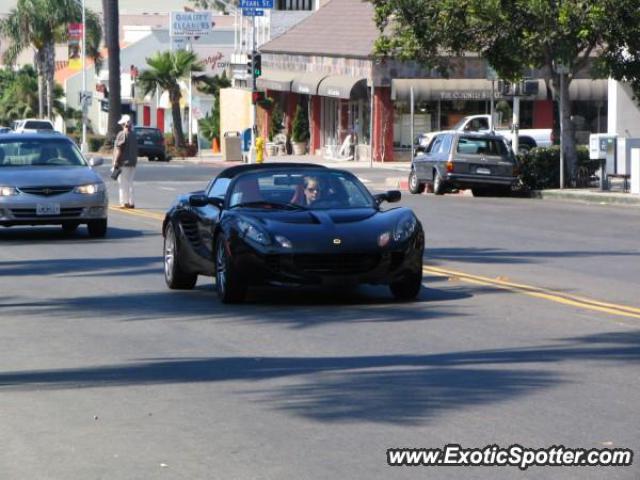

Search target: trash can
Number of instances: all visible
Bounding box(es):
[223,131,242,161]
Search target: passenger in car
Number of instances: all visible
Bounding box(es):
[233,177,263,204]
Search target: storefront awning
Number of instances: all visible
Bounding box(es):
[318,76,368,99]
[392,78,608,102]
[292,72,328,95]
[256,69,296,92]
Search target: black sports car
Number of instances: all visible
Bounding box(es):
[162,163,425,303]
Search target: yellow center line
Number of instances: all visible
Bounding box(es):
[424,265,640,320]
[108,206,165,221]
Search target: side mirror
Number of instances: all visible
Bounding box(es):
[189,194,209,207]
[88,157,104,167]
[374,190,401,204]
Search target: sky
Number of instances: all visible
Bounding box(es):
[1,0,194,14]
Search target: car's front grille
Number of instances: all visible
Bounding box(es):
[18,186,74,196]
[10,207,83,218]
[292,253,381,275]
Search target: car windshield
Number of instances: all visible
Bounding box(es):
[227,170,374,210]
[23,121,53,130]
[457,136,509,156]
[135,129,161,140]
[0,138,87,167]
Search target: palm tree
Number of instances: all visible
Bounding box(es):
[102,0,121,146]
[0,0,102,120]
[137,50,204,148]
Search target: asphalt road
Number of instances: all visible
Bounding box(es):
[1,160,638,479]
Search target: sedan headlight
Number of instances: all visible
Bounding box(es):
[237,219,271,246]
[393,214,417,242]
[0,186,18,196]
[74,183,105,195]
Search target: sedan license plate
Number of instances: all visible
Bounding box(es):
[144,140,154,145]
[476,167,491,175]
[36,203,60,216]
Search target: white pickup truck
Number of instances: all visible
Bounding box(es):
[417,114,553,153]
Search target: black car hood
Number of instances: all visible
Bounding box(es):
[236,207,410,252]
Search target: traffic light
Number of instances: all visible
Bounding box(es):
[246,52,262,78]
[252,91,265,104]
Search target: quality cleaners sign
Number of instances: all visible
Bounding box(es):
[170,12,213,37]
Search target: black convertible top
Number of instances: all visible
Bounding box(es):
[218,162,327,179]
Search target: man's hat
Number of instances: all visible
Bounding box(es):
[117,114,131,125]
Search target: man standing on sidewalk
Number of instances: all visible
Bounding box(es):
[113,114,138,208]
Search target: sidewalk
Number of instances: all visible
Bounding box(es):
[179,152,412,173]
[174,153,640,206]
[532,188,640,206]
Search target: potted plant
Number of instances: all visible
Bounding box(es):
[291,104,309,155]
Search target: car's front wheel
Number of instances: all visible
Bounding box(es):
[390,271,423,301]
[408,169,425,194]
[215,235,247,303]
[87,219,107,238]
[164,222,197,289]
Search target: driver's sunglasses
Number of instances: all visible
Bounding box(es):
[305,187,320,193]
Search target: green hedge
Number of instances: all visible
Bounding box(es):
[517,146,600,190]
[69,133,107,153]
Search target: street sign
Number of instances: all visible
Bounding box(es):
[170,11,213,37]
[242,8,264,16]
[79,90,92,108]
[240,0,273,8]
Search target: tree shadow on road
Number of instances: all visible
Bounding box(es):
[0,330,637,425]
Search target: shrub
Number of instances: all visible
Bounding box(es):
[291,104,309,143]
[88,134,106,152]
[518,146,599,190]
[269,102,283,141]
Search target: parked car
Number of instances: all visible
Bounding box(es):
[134,127,167,161]
[0,132,108,236]
[13,118,56,133]
[162,163,425,303]
[415,114,553,155]
[409,131,518,196]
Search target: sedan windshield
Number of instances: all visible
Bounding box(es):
[0,139,87,167]
[228,170,375,210]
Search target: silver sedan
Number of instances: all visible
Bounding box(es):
[0,133,108,237]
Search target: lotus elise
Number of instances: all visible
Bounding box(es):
[162,163,424,303]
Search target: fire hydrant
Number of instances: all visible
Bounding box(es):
[255,136,265,164]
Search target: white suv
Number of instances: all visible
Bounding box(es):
[13,119,56,133]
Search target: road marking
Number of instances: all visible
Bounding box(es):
[109,205,639,320]
[108,206,165,221]
[424,265,640,320]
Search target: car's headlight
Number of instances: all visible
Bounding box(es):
[393,214,417,242]
[275,235,293,248]
[0,186,18,196]
[378,231,391,247]
[74,183,105,195]
[237,219,271,246]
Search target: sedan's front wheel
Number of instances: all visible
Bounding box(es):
[215,235,247,303]
[164,222,197,289]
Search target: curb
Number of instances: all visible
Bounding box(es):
[532,189,640,206]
